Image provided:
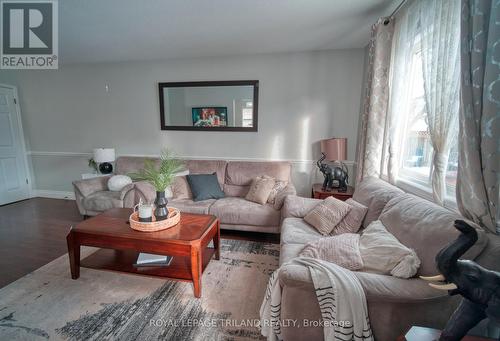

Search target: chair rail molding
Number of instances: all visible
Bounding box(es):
[26,150,356,166]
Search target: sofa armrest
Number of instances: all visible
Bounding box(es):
[282,195,322,218]
[279,264,314,288]
[133,181,156,203]
[72,176,110,198]
[119,183,135,200]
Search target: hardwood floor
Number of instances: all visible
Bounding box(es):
[0,198,82,288]
[0,198,279,289]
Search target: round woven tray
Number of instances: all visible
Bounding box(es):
[129,207,180,232]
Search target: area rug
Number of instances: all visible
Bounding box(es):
[0,239,279,341]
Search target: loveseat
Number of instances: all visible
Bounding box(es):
[278,177,500,341]
[73,156,295,234]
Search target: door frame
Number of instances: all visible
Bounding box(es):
[0,83,33,198]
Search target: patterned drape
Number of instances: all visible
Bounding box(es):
[356,18,395,185]
[456,0,499,234]
[419,0,461,205]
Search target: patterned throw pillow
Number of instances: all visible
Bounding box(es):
[304,197,351,235]
[267,179,288,205]
[245,176,276,205]
[330,199,368,235]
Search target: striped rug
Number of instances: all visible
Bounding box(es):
[0,239,279,341]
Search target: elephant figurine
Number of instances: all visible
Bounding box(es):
[317,153,334,190]
[420,220,500,341]
[316,153,349,191]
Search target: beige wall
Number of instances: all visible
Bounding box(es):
[0,49,365,196]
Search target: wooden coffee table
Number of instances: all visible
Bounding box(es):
[66,208,220,298]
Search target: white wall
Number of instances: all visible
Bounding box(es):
[0,49,365,196]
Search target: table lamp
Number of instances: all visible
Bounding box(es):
[93,148,115,174]
[318,138,349,192]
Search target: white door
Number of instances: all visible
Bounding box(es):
[0,85,30,205]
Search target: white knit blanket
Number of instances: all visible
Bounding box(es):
[260,257,373,341]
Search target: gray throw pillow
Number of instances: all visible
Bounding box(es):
[186,173,225,202]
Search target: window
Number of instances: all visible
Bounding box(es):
[241,100,253,128]
[391,40,458,201]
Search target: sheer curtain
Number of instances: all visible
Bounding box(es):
[419,0,461,205]
[385,0,460,204]
[385,3,420,184]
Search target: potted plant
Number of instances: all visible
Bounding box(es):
[129,150,184,221]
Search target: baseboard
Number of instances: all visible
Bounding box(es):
[33,190,75,200]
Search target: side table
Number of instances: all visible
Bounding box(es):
[311,183,354,201]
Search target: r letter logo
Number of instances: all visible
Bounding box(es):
[1,0,58,69]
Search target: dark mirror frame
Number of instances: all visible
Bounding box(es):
[158,80,259,132]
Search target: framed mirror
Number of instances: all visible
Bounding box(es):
[159,80,259,132]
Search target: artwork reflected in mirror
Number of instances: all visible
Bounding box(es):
[159,81,258,131]
[192,107,227,127]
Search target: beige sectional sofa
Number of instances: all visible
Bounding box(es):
[278,177,500,341]
[73,156,295,234]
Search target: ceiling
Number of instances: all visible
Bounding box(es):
[59,0,398,64]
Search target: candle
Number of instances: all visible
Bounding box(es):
[138,204,153,222]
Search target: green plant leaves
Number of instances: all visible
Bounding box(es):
[128,149,185,192]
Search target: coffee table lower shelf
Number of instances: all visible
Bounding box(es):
[81,248,216,281]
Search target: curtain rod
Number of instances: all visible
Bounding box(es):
[388,0,407,18]
[383,0,407,25]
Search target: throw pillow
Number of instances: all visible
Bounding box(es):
[273,184,297,210]
[165,170,189,199]
[359,220,421,278]
[300,233,363,271]
[171,176,192,199]
[186,173,225,202]
[267,179,288,205]
[245,176,276,205]
[107,175,132,191]
[330,199,368,235]
[304,197,351,235]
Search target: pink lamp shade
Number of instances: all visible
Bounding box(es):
[320,138,347,161]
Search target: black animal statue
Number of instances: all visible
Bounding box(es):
[317,153,334,190]
[316,153,349,192]
[420,220,500,341]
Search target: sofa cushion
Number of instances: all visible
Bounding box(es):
[223,184,250,197]
[225,161,291,186]
[352,177,404,227]
[169,199,216,215]
[282,195,322,218]
[185,160,227,186]
[186,173,225,201]
[209,197,280,226]
[379,193,488,276]
[83,191,122,212]
[115,156,160,175]
[281,218,323,245]
[279,264,447,303]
